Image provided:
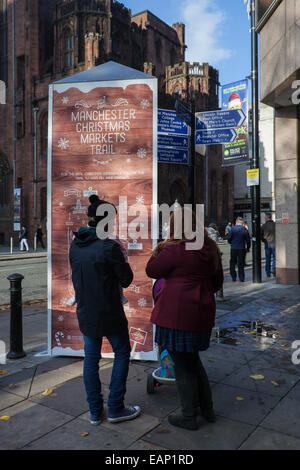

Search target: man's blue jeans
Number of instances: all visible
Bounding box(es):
[265,243,276,276]
[83,329,131,419]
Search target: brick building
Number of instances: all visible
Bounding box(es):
[0,0,233,246]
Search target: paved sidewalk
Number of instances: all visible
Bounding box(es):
[1,272,300,450]
[0,246,47,262]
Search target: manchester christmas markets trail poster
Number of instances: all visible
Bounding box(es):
[47,64,158,360]
[221,79,249,166]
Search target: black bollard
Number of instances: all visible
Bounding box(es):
[7,274,26,359]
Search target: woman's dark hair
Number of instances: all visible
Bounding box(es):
[152,208,221,272]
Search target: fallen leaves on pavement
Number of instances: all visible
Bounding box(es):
[42,389,53,396]
[271,381,280,387]
[250,374,265,380]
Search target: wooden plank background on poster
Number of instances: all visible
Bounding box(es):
[48,77,157,360]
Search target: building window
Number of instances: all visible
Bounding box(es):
[65,33,74,68]
[16,55,25,89]
[156,38,162,62]
[40,187,47,222]
[0,153,11,207]
[40,112,48,158]
[0,0,7,84]
[0,173,10,206]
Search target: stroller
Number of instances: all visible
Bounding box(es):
[146,278,176,394]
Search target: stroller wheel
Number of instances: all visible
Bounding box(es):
[147,373,156,394]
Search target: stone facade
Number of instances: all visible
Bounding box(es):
[0,0,233,245]
[259,0,300,284]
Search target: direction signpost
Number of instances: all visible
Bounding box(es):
[158,109,189,136]
[196,128,238,145]
[195,109,246,145]
[158,109,189,166]
[158,134,189,149]
[158,147,189,164]
[196,109,246,131]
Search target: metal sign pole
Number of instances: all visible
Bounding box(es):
[251,0,262,283]
[189,102,196,209]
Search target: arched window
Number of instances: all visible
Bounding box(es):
[65,31,74,68]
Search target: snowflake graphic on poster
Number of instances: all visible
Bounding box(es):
[58,138,70,150]
[58,315,64,322]
[61,96,69,104]
[127,158,131,163]
[136,195,144,204]
[140,99,150,109]
[138,298,147,308]
[137,148,147,159]
[59,298,67,307]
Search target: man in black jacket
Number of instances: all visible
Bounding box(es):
[69,196,140,425]
[227,217,251,282]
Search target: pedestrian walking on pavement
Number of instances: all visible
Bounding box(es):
[146,208,224,431]
[206,223,219,242]
[227,217,251,282]
[261,212,276,277]
[242,221,250,266]
[19,225,29,252]
[225,222,232,238]
[69,197,141,426]
[36,225,45,249]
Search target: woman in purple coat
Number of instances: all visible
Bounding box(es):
[146,210,223,430]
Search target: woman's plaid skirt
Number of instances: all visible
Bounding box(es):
[155,325,212,352]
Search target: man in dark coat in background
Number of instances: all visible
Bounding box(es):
[261,212,276,277]
[69,196,140,426]
[227,217,251,282]
[36,225,45,249]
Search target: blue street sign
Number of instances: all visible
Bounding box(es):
[196,128,238,145]
[158,147,189,164]
[158,109,189,135]
[158,134,189,149]
[195,109,246,131]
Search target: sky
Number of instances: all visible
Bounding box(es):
[125,0,252,89]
